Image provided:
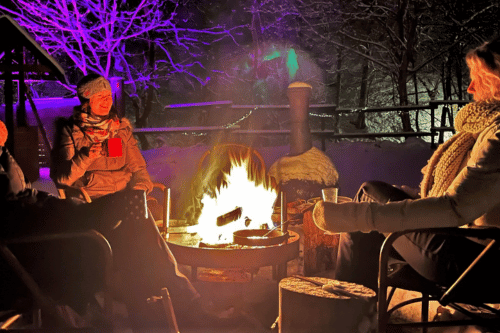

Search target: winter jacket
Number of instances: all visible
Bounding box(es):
[313,116,500,234]
[51,116,153,200]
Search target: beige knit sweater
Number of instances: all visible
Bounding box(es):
[313,99,500,233]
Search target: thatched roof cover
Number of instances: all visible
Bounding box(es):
[0,15,67,84]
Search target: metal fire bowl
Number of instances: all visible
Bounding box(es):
[166,230,300,271]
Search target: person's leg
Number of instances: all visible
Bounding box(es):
[89,190,201,330]
[335,231,386,290]
[335,181,411,290]
[336,183,495,288]
[392,231,491,287]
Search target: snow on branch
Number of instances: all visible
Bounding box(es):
[0,0,242,91]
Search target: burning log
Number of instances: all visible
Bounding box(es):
[216,206,243,226]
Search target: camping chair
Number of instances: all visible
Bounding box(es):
[378,226,500,333]
[53,186,181,332]
[0,229,114,331]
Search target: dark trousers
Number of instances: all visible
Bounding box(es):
[1,189,201,330]
[335,181,490,290]
[90,190,200,330]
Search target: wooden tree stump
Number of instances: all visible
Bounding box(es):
[303,208,339,276]
[302,196,351,276]
[279,276,376,333]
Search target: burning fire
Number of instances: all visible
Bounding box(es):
[191,150,279,244]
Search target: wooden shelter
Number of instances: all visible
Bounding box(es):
[0,15,67,181]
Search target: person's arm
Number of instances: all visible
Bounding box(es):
[121,119,153,194]
[1,188,129,238]
[1,189,86,238]
[313,125,500,233]
[51,122,99,188]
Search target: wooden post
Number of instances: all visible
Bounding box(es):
[16,46,27,127]
[302,209,339,276]
[281,191,287,233]
[4,48,15,155]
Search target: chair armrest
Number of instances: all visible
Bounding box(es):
[380,227,500,287]
[383,226,500,250]
[379,226,500,306]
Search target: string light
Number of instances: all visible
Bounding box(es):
[180,106,258,136]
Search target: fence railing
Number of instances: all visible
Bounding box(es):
[133,100,471,149]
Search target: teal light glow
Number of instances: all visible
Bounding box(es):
[263,51,281,61]
[286,48,299,80]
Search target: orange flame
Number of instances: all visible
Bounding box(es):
[192,149,278,244]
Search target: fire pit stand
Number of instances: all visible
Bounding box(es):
[166,230,300,282]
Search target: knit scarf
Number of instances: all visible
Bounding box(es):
[420,99,500,198]
[74,110,120,144]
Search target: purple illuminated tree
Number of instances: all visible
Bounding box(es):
[0,0,243,147]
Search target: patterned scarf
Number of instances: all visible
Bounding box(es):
[74,109,120,144]
[420,99,500,198]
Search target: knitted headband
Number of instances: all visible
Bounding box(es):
[77,75,111,102]
[0,120,7,146]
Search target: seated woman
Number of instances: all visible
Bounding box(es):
[313,37,500,291]
[47,74,227,331]
[50,73,152,200]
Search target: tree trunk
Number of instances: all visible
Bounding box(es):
[395,0,416,133]
[455,54,463,100]
[445,58,452,100]
[333,46,342,133]
[351,56,368,129]
[414,72,420,132]
[135,41,156,150]
[251,0,262,86]
[398,68,413,132]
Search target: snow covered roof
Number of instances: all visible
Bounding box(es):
[0,15,67,84]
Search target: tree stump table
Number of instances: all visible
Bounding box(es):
[279,276,376,333]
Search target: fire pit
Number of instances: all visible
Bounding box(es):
[165,228,300,282]
[162,142,300,282]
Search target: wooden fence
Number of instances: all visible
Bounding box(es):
[133,100,471,150]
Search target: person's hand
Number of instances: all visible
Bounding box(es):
[132,184,149,193]
[394,185,420,199]
[88,143,103,159]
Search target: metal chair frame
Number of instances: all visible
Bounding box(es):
[0,230,114,331]
[378,227,500,333]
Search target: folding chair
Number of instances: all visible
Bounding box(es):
[0,230,114,331]
[378,227,500,333]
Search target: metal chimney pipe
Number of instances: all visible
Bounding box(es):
[287,82,313,156]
